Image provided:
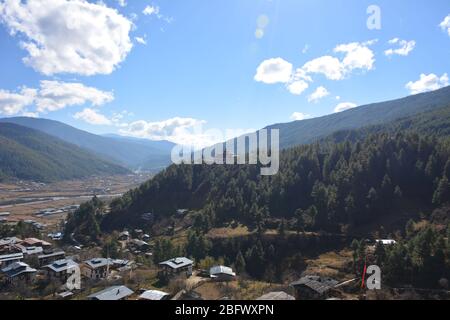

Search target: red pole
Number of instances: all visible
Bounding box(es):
[361,256,367,289]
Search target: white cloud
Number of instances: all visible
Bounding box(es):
[440,14,450,36]
[36,81,114,112]
[0,81,114,115]
[0,87,36,115]
[302,55,343,80]
[74,108,112,125]
[302,41,375,81]
[143,5,159,16]
[120,117,254,148]
[287,81,309,95]
[290,112,310,121]
[255,41,375,95]
[0,0,133,76]
[117,0,127,7]
[334,40,376,75]
[405,73,449,94]
[120,117,209,146]
[135,36,147,45]
[334,102,357,113]
[308,86,330,103]
[385,38,416,56]
[142,4,173,23]
[254,58,293,84]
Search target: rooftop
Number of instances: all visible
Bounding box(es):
[88,285,134,301]
[0,237,22,246]
[290,275,339,295]
[139,290,170,300]
[38,251,65,259]
[210,265,236,277]
[159,257,193,269]
[84,258,110,269]
[0,252,24,262]
[257,291,295,300]
[1,262,36,278]
[45,259,78,273]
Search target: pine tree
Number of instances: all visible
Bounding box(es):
[234,251,246,274]
[432,176,450,205]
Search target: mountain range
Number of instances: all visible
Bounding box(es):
[1,86,450,182]
[0,123,129,182]
[0,117,175,172]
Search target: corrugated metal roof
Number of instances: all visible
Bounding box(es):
[257,291,295,300]
[88,285,134,300]
[290,276,338,294]
[210,265,236,277]
[139,290,170,300]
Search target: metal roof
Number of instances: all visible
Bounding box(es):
[210,265,236,277]
[257,291,295,300]
[290,275,338,294]
[0,237,22,246]
[1,262,36,278]
[84,258,110,269]
[0,252,24,262]
[45,259,78,273]
[159,257,193,269]
[38,251,65,259]
[88,285,134,301]
[139,290,170,300]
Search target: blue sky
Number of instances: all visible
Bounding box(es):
[0,0,449,147]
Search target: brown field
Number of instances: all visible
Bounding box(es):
[0,174,152,229]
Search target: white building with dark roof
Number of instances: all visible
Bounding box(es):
[159,257,193,276]
[44,259,78,282]
[82,258,110,280]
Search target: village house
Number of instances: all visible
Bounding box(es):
[108,259,133,271]
[138,289,170,301]
[290,275,339,300]
[0,237,22,253]
[0,252,24,268]
[38,251,66,266]
[88,285,134,301]
[44,259,78,283]
[159,257,193,277]
[129,239,150,253]
[1,261,37,284]
[209,265,236,281]
[21,237,51,249]
[82,258,110,280]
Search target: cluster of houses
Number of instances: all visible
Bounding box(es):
[34,205,80,218]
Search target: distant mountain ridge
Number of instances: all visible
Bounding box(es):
[0,123,129,182]
[267,85,450,149]
[0,117,175,171]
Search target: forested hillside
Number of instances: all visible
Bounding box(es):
[266,85,450,149]
[0,123,129,182]
[0,117,175,171]
[101,105,450,233]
